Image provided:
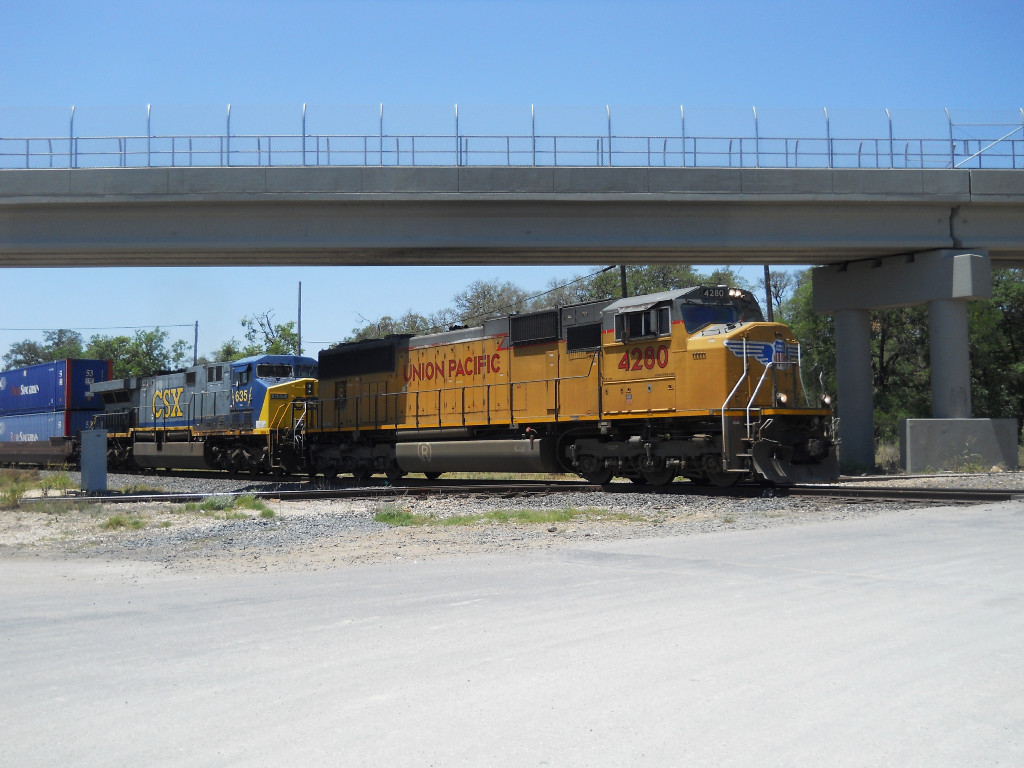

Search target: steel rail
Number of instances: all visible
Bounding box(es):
[783,485,1021,503]
[26,478,1021,507]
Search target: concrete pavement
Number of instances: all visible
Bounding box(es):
[2,501,1022,766]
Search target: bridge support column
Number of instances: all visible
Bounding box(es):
[812,249,1011,473]
[927,298,971,418]
[833,309,875,471]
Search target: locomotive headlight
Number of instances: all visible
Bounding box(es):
[776,392,789,405]
[821,394,833,407]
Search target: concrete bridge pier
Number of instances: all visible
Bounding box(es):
[813,249,1017,473]
[833,308,874,472]
[927,298,971,418]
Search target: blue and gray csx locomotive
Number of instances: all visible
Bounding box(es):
[90,354,317,473]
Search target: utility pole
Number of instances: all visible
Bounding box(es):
[297,282,302,354]
[763,265,774,322]
[193,321,198,365]
[619,266,628,298]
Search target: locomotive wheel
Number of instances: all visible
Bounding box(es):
[384,464,406,485]
[352,467,373,483]
[581,468,614,485]
[704,469,741,487]
[692,454,741,487]
[642,466,677,486]
[250,451,268,475]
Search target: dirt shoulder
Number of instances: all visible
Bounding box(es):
[4,472,1020,575]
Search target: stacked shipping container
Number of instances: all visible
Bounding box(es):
[0,359,113,463]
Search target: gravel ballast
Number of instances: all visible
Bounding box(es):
[2,470,1021,574]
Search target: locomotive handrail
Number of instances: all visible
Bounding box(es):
[721,338,749,471]
[747,361,775,434]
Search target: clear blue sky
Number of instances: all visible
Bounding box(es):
[2,0,1022,361]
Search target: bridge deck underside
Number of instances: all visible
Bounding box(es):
[2,167,1023,267]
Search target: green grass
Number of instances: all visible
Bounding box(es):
[33,499,99,515]
[39,472,75,496]
[101,514,146,530]
[2,470,83,510]
[1,469,38,509]
[373,504,640,527]
[185,496,235,514]
[181,494,275,519]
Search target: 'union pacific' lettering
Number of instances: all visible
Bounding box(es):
[404,353,501,383]
[152,387,184,418]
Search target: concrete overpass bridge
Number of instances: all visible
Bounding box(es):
[1,166,1023,266]
[1,163,1023,471]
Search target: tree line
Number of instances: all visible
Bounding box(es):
[4,266,1022,442]
[1,312,300,379]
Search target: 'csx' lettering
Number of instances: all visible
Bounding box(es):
[152,387,184,418]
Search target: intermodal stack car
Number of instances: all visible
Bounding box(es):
[0,359,113,465]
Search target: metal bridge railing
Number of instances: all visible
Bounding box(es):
[2,105,1022,171]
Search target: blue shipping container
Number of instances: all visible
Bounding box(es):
[0,359,112,415]
[0,410,98,443]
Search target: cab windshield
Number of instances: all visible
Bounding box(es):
[680,304,738,333]
[256,364,293,379]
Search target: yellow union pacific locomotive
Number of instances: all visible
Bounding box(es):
[308,285,838,485]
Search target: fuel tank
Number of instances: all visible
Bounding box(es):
[395,438,559,474]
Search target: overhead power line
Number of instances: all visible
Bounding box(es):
[0,323,195,332]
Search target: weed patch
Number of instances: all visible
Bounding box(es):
[39,472,75,496]
[374,505,640,527]
[101,514,146,530]
[180,494,275,519]
[1,469,38,510]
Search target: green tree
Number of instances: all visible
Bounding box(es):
[779,270,837,402]
[84,328,188,378]
[871,306,931,441]
[583,264,704,301]
[240,311,301,356]
[756,268,798,320]
[2,329,84,368]
[346,310,439,342]
[970,268,1024,426]
[2,339,49,368]
[452,279,532,324]
[211,338,246,363]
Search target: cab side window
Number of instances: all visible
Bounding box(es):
[614,305,671,342]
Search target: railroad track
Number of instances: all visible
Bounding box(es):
[33,476,1023,507]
